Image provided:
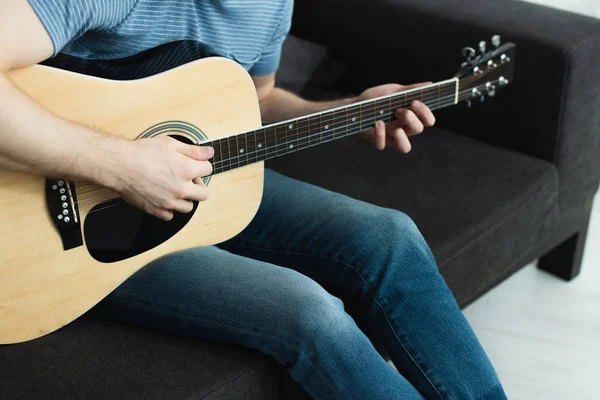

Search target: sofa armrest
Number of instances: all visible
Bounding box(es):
[291,0,600,207]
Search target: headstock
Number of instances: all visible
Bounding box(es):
[454,35,516,107]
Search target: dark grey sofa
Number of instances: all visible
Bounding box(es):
[2,0,599,399]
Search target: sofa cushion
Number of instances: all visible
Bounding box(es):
[0,315,281,400]
[266,128,560,307]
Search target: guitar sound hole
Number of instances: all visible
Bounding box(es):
[84,135,199,263]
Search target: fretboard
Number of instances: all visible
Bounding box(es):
[206,78,462,175]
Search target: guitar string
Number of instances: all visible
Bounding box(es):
[73,74,485,191]
[75,86,456,195]
[78,90,477,213]
[82,89,483,216]
[74,91,460,201]
[74,72,494,199]
[73,86,461,195]
[76,88,478,209]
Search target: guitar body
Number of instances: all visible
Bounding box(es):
[0,57,264,344]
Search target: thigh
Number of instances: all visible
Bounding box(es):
[220,168,434,299]
[95,245,343,350]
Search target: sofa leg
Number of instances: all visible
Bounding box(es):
[538,201,594,281]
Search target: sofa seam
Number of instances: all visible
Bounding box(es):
[199,366,259,400]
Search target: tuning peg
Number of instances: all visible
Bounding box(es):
[466,100,472,108]
[492,35,502,48]
[479,41,487,55]
[462,47,476,61]
[486,82,497,97]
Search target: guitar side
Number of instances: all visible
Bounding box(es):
[0,57,264,344]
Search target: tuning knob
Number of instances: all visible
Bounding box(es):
[466,100,472,108]
[462,47,476,61]
[492,35,502,48]
[472,88,482,97]
[486,82,497,97]
[479,41,487,55]
[498,76,510,86]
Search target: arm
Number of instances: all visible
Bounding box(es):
[0,0,213,220]
[254,73,436,153]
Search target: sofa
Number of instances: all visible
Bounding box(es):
[1,0,599,399]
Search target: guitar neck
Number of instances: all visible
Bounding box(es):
[206,77,471,175]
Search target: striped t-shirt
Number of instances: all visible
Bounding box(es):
[28,0,293,76]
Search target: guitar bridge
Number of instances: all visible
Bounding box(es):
[45,179,83,251]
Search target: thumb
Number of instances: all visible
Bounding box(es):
[177,143,214,161]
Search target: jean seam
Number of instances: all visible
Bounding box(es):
[226,242,445,400]
[115,299,342,400]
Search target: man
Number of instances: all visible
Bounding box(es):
[0,0,507,399]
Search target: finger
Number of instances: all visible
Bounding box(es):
[374,121,386,150]
[411,101,436,127]
[184,182,210,202]
[153,208,174,221]
[388,126,412,154]
[394,109,424,136]
[170,199,195,214]
[189,160,213,179]
[177,143,215,161]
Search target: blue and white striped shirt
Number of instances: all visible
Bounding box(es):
[28,0,293,76]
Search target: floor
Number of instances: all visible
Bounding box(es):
[462,3,599,399]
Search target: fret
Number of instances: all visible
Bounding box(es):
[319,113,323,145]
[210,139,221,174]
[308,115,321,147]
[345,106,349,138]
[285,122,294,152]
[221,137,233,171]
[296,117,310,150]
[247,130,257,164]
[362,102,376,131]
[274,124,287,155]
[437,84,441,110]
[331,110,336,140]
[346,105,361,137]
[375,98,388,123]
[234,134,241,168]
[256,128,267,161]
[321,112,335,143]
[241,132,249,166]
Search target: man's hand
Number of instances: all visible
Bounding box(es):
[356,83,436,153]
[113,137,214,221]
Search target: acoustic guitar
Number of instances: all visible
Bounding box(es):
[0,39,516,343]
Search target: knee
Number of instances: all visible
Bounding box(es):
[355,209,439,280]
[287,279,354,347]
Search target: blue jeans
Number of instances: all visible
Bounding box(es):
[96,169,507,400]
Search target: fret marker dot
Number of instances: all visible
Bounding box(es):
[239,148,245,154]
[380,111,384,115]
[352,117,357,122]
[258,143,263,148]
[325,125,329,130]
[289,124,294,129]
[289,144,294,149]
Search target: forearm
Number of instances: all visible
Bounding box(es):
[259,87,357,123]
[0,72,125,187]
